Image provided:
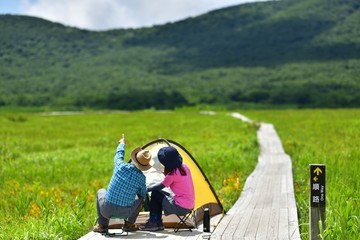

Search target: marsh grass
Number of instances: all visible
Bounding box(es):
[245,109,360,239]
[0,110,258,239]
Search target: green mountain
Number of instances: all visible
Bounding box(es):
[1,0,359,109]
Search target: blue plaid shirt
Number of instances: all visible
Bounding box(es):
[105,143,147,207]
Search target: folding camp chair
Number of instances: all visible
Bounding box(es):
[174,209,195,232]
[101,216,128,237]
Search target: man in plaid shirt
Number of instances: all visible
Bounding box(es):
[94,134,154,233]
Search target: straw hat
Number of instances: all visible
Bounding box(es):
[131,147,154,171]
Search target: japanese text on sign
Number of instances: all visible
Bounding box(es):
[310,164,326,207]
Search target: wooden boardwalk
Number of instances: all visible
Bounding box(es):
[79,214,222,240]
[79,114,301,240]
[211,121,301,240]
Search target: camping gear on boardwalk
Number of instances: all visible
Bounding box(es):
[109,138,223,230]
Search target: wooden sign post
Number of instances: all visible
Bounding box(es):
[310,164,326,239]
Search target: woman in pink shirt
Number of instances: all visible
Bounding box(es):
[140,146,195,231]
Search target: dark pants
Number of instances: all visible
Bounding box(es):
[149,190,192,221]
[96,188,143,225]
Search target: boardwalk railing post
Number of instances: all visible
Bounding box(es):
[309,164,326,240]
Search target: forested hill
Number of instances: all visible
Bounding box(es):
[1,0,359,110]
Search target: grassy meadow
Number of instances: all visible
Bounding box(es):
[245,109,360,239]
[0,110,259,239]
[1,109,359,239]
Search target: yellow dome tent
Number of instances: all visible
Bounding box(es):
[137,138,223,228]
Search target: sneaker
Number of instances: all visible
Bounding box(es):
[139,220,164,231]
[157,221,165,231]
[93,224,107,233]
[123,220,139,232]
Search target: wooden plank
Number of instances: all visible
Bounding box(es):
[79,229,204,240]
[223,164,265,237]
[288,207,301,240]
[281,174,288,194]
[78,231,101,240]
[254,175,273,239]
[267,208,280,240]
[231,164,266,238]
[211,160,264,239]
[267,175,281,239]
[209,215,232,240]
[242,171,271,238]
[279,208,289,240]
[255,208,271,239]
[227,209,252,239]
[244,208,262,238]
[219,210,246,239]
[79,214,223,240]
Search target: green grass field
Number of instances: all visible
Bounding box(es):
[245,109,360,239]
[1,109,359,239]
[0,110,259,239]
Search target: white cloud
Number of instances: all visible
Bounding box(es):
[20,0,264,30]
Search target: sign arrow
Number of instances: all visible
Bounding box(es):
[314,167,322,176]
[313,176,318,182]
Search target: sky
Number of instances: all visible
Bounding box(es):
[0,0,265,31]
